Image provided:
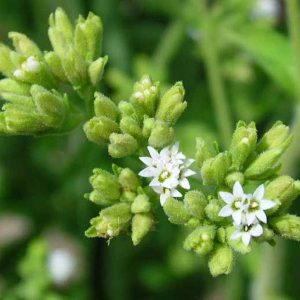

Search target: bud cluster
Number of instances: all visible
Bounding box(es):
[85,166,154,245]
[84,75,187,158]
[0,8,106,136]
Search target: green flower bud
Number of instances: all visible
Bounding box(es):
[108,133,138,158]
[94,92,119,121]
[49,8,73,47]
[118,168,140,192]
[88,56,108,86]
[60,47,87,88]
[148,121,175,148]
[184,190,208,220]
[131,213,153,245]
[84,116,119,144]
[0,44,18,77]
[156,82,187,126]
[271,214,300,241]
[244,148,283,179]
[265,176,300,212]
[183,225,216,255]
[120,191,136,203]
[44,51,68,82]
[31,85,67,128]
[0,104,45,134]
[0,79,31,103]
[13,57,57,89]
[201,152,231,185]
[229,121,257,169]
[90,168,121,202]
[205,199,223,223]
[226,226,251,254]
[118,101,135,117]
[131,194,151,214]
[163,197,190,225]
[225,172,244,189]
[131,75,159,118]
[120,116,143,139]
[85,190,115,206]
[9,32,42,58]
[208,245,233,277]
[257,121,292,152]
[217,227,226,243]
[142,117,155,138]
[195,137,212,168]
[86,203,132,238]
[75,13,103,62]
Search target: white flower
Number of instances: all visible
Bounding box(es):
[48,248,76,285]
[231,221,264,246]
[244,184,276,225]
[139,142,195,206]
[219,181,247,225]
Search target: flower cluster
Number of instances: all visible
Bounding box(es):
[139,143,195,206]
[219,181,276,246]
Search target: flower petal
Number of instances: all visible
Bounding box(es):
[183,169,196,177]
[256,210,267,223]
[139,167,156,177]
[250,224,263,237]
[218,205,232,217]
[233,181,244,198]
[246,212,256,225]
[171,189,182,198]
[253,184,265,200]
[232,211,242,225]
[242,233,251,246]
[180,178,190,190]
[148,146,159,159]
[260,199,276,210]
[219,192,234,204]
[230,230,241,240]
[139,157,153,166]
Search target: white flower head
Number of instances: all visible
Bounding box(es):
[231,220,263,246]
[48,248,76,285]
[219,181,247,225]
[139,142,195,206]
[244,184,276,225]
[23,56,40,72]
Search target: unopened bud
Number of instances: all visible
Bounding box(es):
[108,133,138,158]
[184,190,208,220]
[90,168,121,202]
[148,121,175,148]
[163,197,190,225]
[131,213,153,245]
[271,214,300,241]
[183,225,216,255]
[118,168,140,192]
[131,194,151,214]
[195,137,212,168]
[94,92,119,121]
[201,152,231,185]
[84,116,119,144]
[88,56,108,86]
[156,82,187,126]
[208,245,233,277]
[229,121,257,169]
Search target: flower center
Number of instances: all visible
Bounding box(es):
[249,199,259,211]
[232,198,242,210]
[159,170,170,182]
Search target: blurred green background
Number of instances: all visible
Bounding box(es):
[0,0,299,299]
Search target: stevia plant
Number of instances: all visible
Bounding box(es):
[0,7,300,278]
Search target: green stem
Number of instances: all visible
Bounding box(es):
[200,8,233,148]
[251,1,300,299]
[152,20,185,70]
